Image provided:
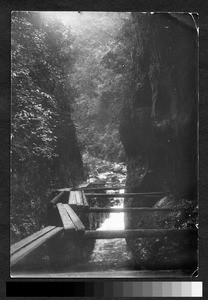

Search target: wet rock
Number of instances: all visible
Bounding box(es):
[113,164,123,173]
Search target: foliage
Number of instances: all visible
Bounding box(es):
[11,12,132,243]
[11,12,83,242]
[70,12,132,162]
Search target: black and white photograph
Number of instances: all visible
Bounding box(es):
[10,11,198,278]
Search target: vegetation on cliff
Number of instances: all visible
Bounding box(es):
[11,12,130,243]
[11,12,84,243]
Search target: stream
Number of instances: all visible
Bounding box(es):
[61,163,136,273]
[67,190,135,273]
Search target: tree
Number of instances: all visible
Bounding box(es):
[11,11,83,242]
[70,12,131,162]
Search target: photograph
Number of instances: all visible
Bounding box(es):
[10,11,198,278]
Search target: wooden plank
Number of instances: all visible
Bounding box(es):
[68,191,89,206]
[64,204,85,231]
[74,192,79,205]
[68,191,78,205]
[57,203,76,230]
[85,192,169,197]
[55,188,72,192]
[11,227,63,267]
[55,187,169,195]
[11,226,55,255]
[83,229,198,239]
[78,186,127,191]
[78,182,91,189]
[74,191,84,206]
[88,207,175,213]
[50,191,65,205]
[81,190,89,206]
[76,191,82,205]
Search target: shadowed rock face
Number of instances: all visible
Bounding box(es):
[120,13,198,196]
[120,13,198,270]
[128,196,198,270]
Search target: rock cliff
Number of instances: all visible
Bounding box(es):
[120,13,198,270]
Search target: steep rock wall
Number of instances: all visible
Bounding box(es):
[120,13,198,269]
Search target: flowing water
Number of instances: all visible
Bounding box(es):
[67,190,134,272]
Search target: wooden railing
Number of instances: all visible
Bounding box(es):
[11,183,198,270]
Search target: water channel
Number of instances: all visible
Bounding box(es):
[67,190,135,273]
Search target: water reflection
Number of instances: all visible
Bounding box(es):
[97,203,124,230]
[97,189,125,231]
[64,189,134,272]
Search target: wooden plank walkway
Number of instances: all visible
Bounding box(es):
[85,192,168,197]
[68,191,78,205]
[11,226,63,267]
[83,229,197,239]
[81,190,89,206]
[11,226,55,255]
[57,203,76,231]
[64,204,85,231]
[68,191,89,206]
[56,188,169,195]
[57,203,85,231]
[11,183,196,275]
[50,190,65,205]
[78,186,127,191]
